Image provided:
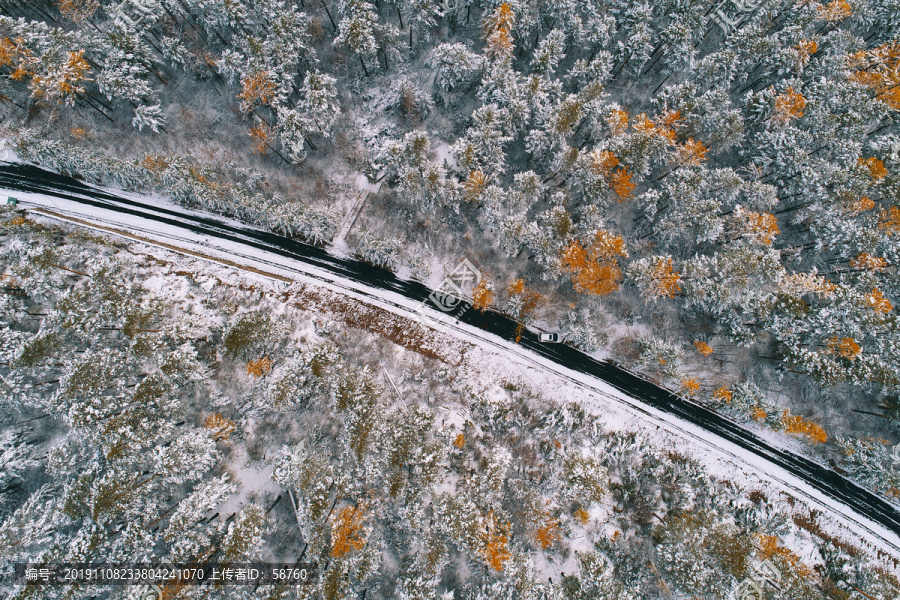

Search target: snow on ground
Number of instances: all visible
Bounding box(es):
[9,184,900,560]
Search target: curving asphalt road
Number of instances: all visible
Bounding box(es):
[3,162,900,554]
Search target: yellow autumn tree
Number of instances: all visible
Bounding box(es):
[238,70,276,114]
[472,279,495,312]
[483,3,515,60]
[247,357,272,377]
[859,156,888,181]
[781,411,828,445]
[0,37,36,81]
[204,413,237,441]
[712,386,733,404]
[850,252,887,270]
[464,170,488,201]
[866,288,893,314]
[30,50,91,105]
[561,231,628,296]
[828,337,861,360]
[248,120,274,154]
[848,196,875,213]
[631,256,682,300]
[734,207,779,245]
[879,206,900,235]
[331,503,369,558]
[507,279,544,342]
[817,0,852,21]
[479,511,511,571]
[678,139,708,166]
[681,377,700,397]
[58,0,99,23]
[848,43,900,110]
[606,108,629,135]
[772,87,806,124]
[610,168,636,200]
[694,340,714,357]
[588,149,619,177]
[534,516,560,550]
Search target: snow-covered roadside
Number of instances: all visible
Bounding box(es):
[9,184,900,560]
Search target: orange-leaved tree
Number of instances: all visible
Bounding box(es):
[866,288,893,314]
[534,516,560,550]
[472,279,495,312]
[560,230,628,296]
[772,87,806,124]
[204,413,237,441]
[694,340,714,357]
[828,337,861,360]
[479,510,511,571]
[848,42,900,110]
[781,411,828,445]
[331,503,369,558]
[628,256,682,301]
[247,357,272,377]
[238,70,276,114]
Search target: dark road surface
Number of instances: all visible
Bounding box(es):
[3,162,900,552]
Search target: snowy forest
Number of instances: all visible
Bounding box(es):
[2,0,900,597]
[2,205,898,599]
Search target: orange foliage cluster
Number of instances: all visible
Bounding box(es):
[645,257,682,299]
[859,156,888,181]
[866,288,893,314]
[755,534,814,578]
[817,0,852,21]
[472,280,495,312]
[589,150,619,177]
[848,196,875,213]
[479,511,511,571]
[507,278,525,295]
[574,508,590,525]
[781,411,828,445]
[737,209,780,245]
[681,378,700,397]
[246,357,272,377]
[610,168,636,200]
[828,337,861,360]
[534,517,560,550]
[454,433,466,449]
[588,149,635,200]
[694,340,714,357]
[879,206,900,235]
[712,386,733,403]
[773,87,806,123]
[248,121,274,154]
[561,231,628,296]
[506,278,543,341]
[465,170,487,201]
[238,71,276,113]
[142,154,170,172]
[0,37,35,81]
[204,413,237,441]
[331,504,369,558]
[850,252,887,270]
[678,138,708,166]
[483,3,515,60]
[849,43,900,110]
[751,406,768,422]
[58,0,99,23]
[607,108,629,135]
[796,40,818,62]
[31,50,92,103]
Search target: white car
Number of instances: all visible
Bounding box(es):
[539,332,561,343]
